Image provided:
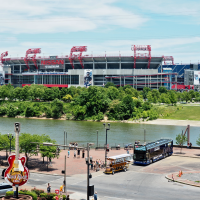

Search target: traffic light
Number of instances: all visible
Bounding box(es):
[14,122,20,132]
[106,148,109,152]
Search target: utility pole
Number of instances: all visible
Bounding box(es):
[97,130,98,148]
[64,131,65,150]
[87,143,89,200]
[64,155,66,193]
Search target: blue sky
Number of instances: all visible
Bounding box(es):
[0,0,200,64]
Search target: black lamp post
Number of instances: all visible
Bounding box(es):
[103,123,110,167]
[7,133,13,155]
[86,143,94,200]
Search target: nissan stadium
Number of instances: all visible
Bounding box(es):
[0,45,199,90]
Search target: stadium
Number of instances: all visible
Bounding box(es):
[0,45,199,90]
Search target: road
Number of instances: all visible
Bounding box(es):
[1,156,200,199]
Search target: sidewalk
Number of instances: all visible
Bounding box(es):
[166,147,200,187]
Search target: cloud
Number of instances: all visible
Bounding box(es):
[0,0,148,34]
[133,0,200,17]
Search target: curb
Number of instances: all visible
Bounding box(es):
[165,175,200,188]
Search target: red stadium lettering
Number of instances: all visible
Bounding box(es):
[41,60,64,65]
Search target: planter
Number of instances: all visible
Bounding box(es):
[3,194,32,200]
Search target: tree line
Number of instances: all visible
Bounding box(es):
[0,83,200,121]
[0,133,57,167]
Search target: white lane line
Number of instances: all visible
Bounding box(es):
[103,196,134,200]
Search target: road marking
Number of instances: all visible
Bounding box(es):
[103,196,133,200]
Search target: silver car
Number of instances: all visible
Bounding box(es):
[0,182,13,197]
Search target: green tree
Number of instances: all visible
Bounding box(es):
[25,105,35,117]
[141,87,151,100]
[0,133,15,158]
[6,104,17,117]
[21,85,30,101]
[159,86,168,94]
[176,133,187,153]
[13,87,22,101]
[51,98,63,118]
[0,85,9,100]
[196,134,200,146]
[168,90,177,105]
[104,82,116,88]
[63,94,73,102]
[107,86,119,100]
[182,91,191,103]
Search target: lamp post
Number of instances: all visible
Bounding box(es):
[103,123,110,167]
[7,133,13,155]
[97,130,98,148]
[86,143,94,200]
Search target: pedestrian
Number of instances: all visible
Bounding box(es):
[187,143,189,148]
[91,161,93,170]
[82,149,85,158]
[94,191,97,200]
[68,150,70,158]
[189,142,192,149]
[99,160,101,168]
[59,184,64,195]
[127,149,129,154]
[74,150,76,158]
[47,183,51,193]
[66,195,70,200]
[93,161,96,171]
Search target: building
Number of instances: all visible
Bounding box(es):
[1,45,177,90]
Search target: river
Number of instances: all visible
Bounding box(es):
[0,117,199,147]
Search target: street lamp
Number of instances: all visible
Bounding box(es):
[86,143,94,200]
[103,123,110,167]
[7,133,13,155]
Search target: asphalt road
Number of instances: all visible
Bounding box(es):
[1,156,200,200]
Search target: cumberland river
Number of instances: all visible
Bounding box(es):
[0,117,199,147]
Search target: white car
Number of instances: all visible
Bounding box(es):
[0,182,13,197]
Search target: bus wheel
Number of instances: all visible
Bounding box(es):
[112,170,115,175]
[150,159,153,164]
[124,167,127,172]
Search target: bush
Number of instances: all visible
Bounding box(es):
[0,106,7,115]
[96,112,104,121]
[45,107,52,118]
[40,192,57,200]
[31,188,44,197]
[19,191,38,200]
[6,104,17,117]
[25,105,35,117]
[20,189,28,193]
[6,191,14,196]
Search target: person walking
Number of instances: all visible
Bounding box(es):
[59,184,64,195]
[94,191,97,200]
[82,149,85,158]
[68,150,70,158]
[47,183,51,193]
[74,150,76,158]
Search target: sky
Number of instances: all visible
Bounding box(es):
[0,0,200,65]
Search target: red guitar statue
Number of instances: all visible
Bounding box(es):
[4,123,29,186]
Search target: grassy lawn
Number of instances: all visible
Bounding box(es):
[161,105,200,121]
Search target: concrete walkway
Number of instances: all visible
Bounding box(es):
[165,147,200,187]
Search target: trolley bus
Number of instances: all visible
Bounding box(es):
[105,154,132,175]
[134,139,173,165]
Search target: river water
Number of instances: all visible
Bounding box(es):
[0,117,199,147]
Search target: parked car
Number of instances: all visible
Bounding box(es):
[0,182,13,197]
[124,143,132,148]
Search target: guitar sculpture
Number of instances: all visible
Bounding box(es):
[4,126,29,186]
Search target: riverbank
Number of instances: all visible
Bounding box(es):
[3,115,200,127]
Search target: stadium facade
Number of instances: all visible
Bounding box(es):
[1,45,197,90]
